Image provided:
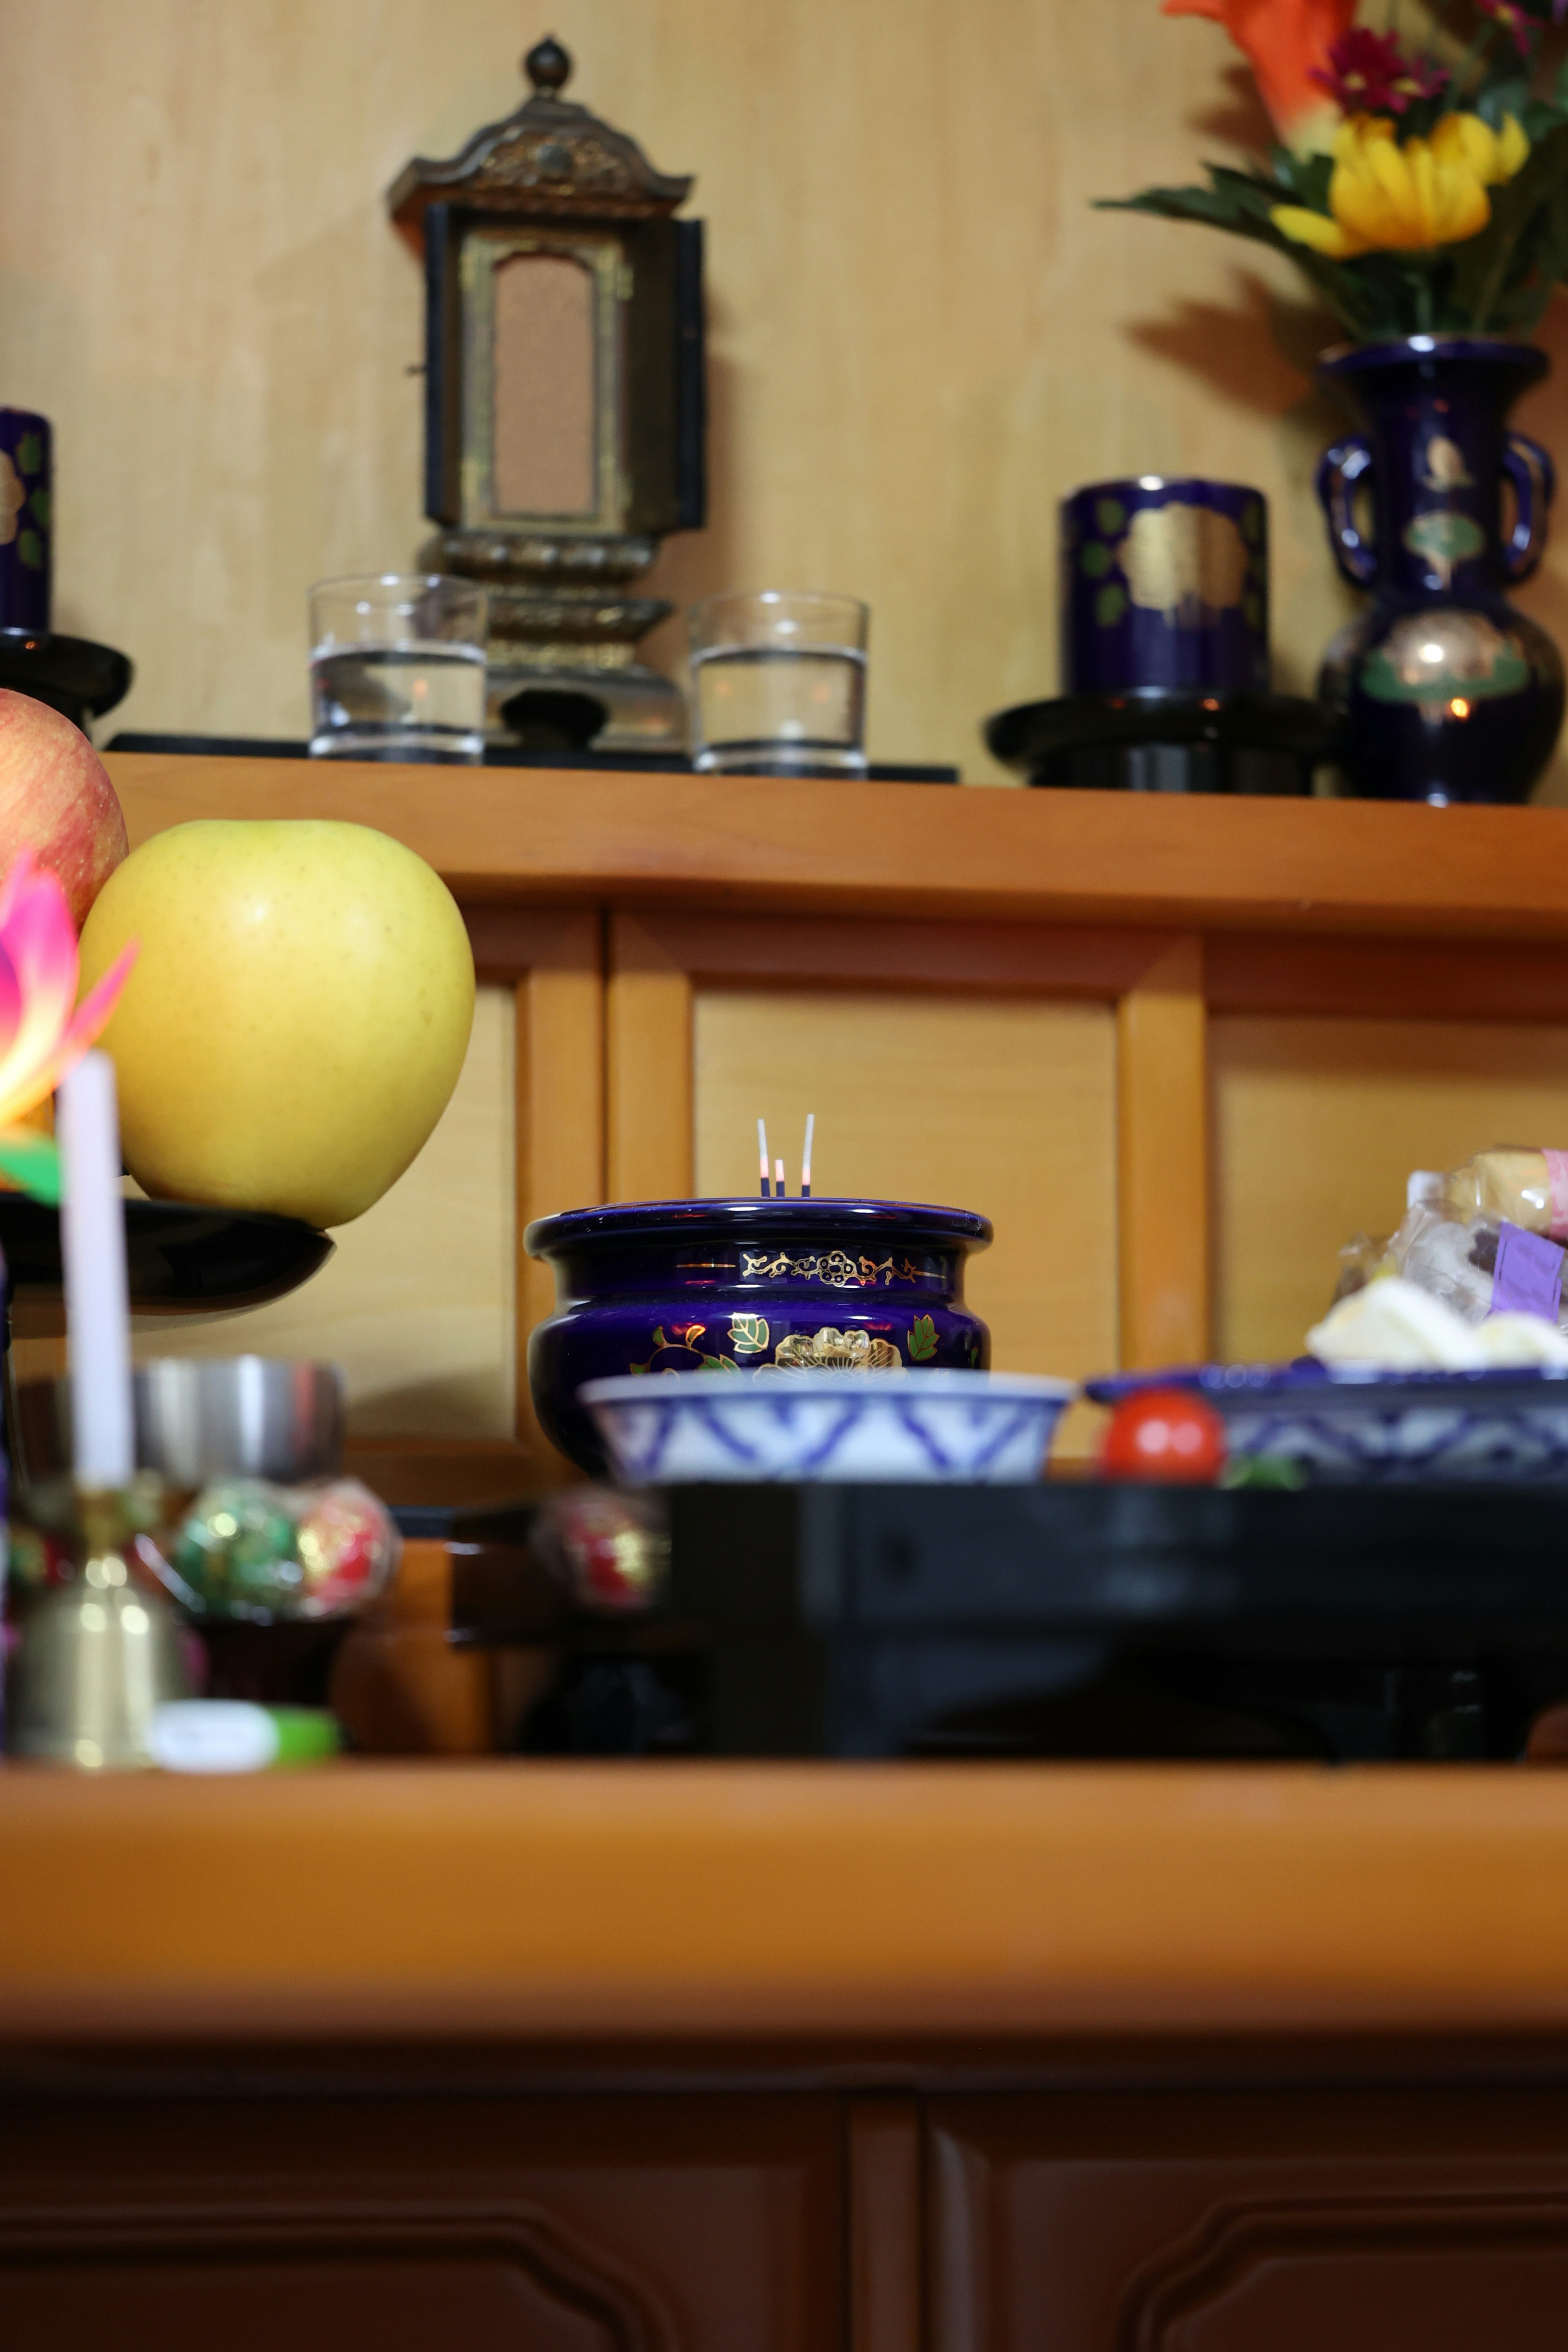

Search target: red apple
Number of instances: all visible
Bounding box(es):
[0,690,127,929]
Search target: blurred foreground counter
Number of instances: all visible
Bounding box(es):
[7,1762,1568,2341]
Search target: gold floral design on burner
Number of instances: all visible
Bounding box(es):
[772,1328,902,1371]
[740,1248,926,1290]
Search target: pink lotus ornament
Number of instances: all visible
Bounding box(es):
[0,850,134,1203]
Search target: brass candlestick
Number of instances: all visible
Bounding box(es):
[7,1478,192,1768]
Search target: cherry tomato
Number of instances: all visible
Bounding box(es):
[1100,1387,1227,1483]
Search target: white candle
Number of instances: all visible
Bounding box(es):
[58,1051,134,1488]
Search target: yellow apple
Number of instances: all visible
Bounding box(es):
[76,819,475,1228]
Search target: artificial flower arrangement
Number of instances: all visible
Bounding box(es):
[0,851,133,1204]
[1107,0,1568,339]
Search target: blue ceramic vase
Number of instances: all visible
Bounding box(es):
[1316,336,1563,803]
[1060,477,1269,693]
[525,1198,992,1474]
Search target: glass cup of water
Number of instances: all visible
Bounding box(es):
[688,591,869,777]
[308,574,488,763]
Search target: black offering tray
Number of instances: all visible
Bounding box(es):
[0,1196,332,1313]
[450,1481,1568,1764]
[984,690,1341,794]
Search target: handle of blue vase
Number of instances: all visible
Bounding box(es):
[1316,438,1378,587]
[1501,433,1555,583]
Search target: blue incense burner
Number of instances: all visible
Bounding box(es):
[526,1198,993,1473]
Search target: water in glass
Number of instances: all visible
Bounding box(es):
[309,644,487,762]
[690,644,867,775]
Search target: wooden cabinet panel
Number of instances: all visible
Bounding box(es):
[694,985,1118,1385]
[1212,1013,1568,1365]
[929,2089,1568,2352]
[0,2089,840,2352]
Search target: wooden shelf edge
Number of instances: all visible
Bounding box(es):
[5,1762,1568,2044]
[103,757,1568,944]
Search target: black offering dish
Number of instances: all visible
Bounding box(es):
[0,630,132,733]
[0,1196,332,1316]
[985,690,1341,793]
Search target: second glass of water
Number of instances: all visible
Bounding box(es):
[309,574,488,763]
[688,591,869,777]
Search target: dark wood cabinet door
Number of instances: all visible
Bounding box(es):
[0,2086,841,2352]
[929,2086,1568,2352]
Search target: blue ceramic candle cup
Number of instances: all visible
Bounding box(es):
[1061,477,1268,694]
[525,1198,993,1474]
[0,410,51,630]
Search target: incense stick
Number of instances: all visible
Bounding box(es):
[774,1157,786,1199]
[801,1114,815,1199]
[757,1117,770,1200]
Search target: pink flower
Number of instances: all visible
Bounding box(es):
[1475,0,1534,52]
[0,851,134,1200]
[1312,27,1449,112]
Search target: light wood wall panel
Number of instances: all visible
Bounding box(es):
[693,988,1118,1382]
[1212,1014,1568,1364]
[10,0,1568,788]
[130,985,517,1440]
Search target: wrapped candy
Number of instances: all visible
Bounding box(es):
[163,1476,399,1624]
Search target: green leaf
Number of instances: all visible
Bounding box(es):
[728,1312,770,1354]
[907,1314,938,1363]
[650,1327,666,1350]
[14,432,40,475]
[1451,114,1568,327]
[1079,540,1113,578]
[699,1353,741,1373]
[1476,76,1530,131]
[16,530,41,571]
[27,486,49,529]
[1094,497,1126,535]
[0,1130,60,1205]
[1095,583,1128,626]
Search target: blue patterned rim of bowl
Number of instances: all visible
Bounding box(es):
[1086,1358,1568,1481]
[525,1197,995,1474]
[581,1368,1075,1485]
[1085,1359,1568,1401]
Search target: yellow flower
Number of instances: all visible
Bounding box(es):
[1430,109,1530,188]
[1271,110,1529,260]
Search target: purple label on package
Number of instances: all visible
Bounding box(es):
[1490,1219,1564,1322]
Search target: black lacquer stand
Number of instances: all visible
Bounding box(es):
[985,690,1342,794]
[445,1481,1568,1763]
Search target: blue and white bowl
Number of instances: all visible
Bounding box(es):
[1087,1359,1568,1481]
[581,1369,1076,1485]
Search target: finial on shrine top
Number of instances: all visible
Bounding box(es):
[388,29,691,227]
[524,36,572,99]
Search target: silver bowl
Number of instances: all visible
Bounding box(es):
[15,1357,345,1488]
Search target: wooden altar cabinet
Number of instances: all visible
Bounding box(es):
[100,756,1568,1499]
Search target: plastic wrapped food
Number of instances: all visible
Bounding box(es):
[1441,1148,1568,1239]
[1308,1277,1568,1369]
[1323,1145,1568,1350]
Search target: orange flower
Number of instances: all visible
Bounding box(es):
[1164,0,1357,151]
